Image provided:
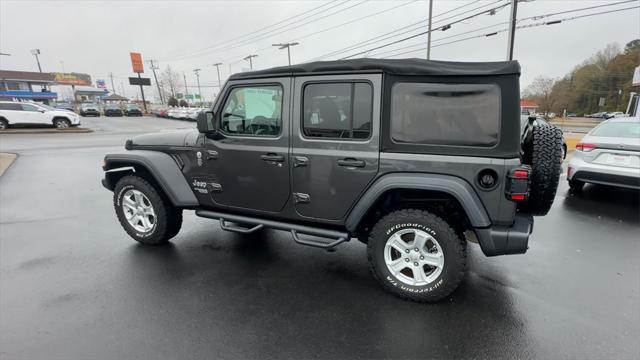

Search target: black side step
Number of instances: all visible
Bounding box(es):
[195,209,350,249]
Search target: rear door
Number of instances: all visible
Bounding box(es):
[291,74,381,221]
[0,103,24,123]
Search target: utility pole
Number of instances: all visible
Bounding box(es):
[213,62,222,89]
[148,60,164,104]
[30,49,42,72]
[193,68,202,103]
[183,73,189,104]
[109,72,116,94]
[272,42,299,65]
[0,52,10,56]
[243,54,258,69]
[506,0,518,61]
[426,0,433,60]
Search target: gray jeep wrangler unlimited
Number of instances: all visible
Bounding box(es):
[102,59,562,302]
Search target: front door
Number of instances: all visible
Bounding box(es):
[202,79,291,213]
[291,74,382,221]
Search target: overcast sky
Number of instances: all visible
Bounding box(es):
[1,0,638,101]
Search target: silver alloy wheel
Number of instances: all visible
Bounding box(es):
[122,189,156,233]
[384,228,444,286]
[55,120,69,128]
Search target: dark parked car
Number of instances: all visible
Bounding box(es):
[55,103,75,113]
[104,105,123,117]
[124,104,143,117]
[80,103,100,117]
[101,59,563,302]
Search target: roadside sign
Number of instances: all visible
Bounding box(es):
[128,77,151,86]
[633,66,640,86]
[130,52,144,73]
[176,93,184,99]
[53,72,91,86]
[598,97,605,107]
[96,79,106,89]
[186,94,194,100]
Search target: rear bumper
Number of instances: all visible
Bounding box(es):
[474,213,533,256]
[568,156,640,190]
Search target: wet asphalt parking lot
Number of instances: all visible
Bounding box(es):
[0,116,638,359]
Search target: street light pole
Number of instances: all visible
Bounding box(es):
[193,68,202,103]
[272,42,299,65]
[426,0,433,60]
[149,59,164,104]
[243,54,258,69]
[506,0,518,60]
[213,62,222,89]
[31,49,42,72]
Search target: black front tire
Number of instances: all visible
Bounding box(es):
[367,209,466,302]
[0,119,8,130]
[113,175,182,245]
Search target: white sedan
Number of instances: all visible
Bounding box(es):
[0,101,81,129]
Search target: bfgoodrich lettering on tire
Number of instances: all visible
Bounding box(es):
[113,175,182,245]
[367,209,466,302]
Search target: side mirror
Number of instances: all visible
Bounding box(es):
[197,110,215,133]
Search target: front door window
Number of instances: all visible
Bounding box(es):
[220,85,283,137]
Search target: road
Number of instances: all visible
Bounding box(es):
[1,116,638,359]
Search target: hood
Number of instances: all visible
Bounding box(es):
[128,129,198,148]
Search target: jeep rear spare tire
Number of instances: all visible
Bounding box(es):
[367,209,466,302]
[521,122,563,216]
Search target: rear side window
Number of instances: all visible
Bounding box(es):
[391,83,500,147]
[21,104,40,112]
[0,103,23,111]
[591,122,640,138]
[302,82,372,140]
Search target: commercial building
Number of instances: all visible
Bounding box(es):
[0,70,57,102]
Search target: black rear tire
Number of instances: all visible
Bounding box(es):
[568,179,585,192]
[113,175,182,245]
[0,119,8,130]
[521,122,563,215]
[367,209,466,302]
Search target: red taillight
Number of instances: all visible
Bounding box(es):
[513,169,529,179]
[576,142,596,152]
[511,194,526,201]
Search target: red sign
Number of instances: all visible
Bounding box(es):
[130,52,144,73]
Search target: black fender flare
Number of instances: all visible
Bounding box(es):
[102,150,198,207]
[345,173,491,232]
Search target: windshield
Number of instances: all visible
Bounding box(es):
[105,105,120,109]
[82,104,97,108]
[127,105,139,109]
[591,121,640,138]
[39,104,56,110]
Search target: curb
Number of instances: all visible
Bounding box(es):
[0,153,17,177]
[0,128,93,134]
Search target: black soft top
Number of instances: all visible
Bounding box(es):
[229,58,520,80]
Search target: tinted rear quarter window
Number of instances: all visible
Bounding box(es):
[391,82,500,147]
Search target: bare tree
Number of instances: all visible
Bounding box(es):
[590,43,621,70]
[160,65,181,98]
[523,76,557,116]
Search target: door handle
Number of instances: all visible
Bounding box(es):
[293,156,308,167]
[337,158,366,168]
[260,153,285,163]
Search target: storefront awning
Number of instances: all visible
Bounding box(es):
[0,90,57,99]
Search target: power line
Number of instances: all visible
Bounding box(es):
[339,1,511,60]
[161,0,367,62]
[380,5,640,59]
[158,0,342,61]
[309,0,503,61]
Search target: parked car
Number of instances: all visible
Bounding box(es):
[80,103,101,117]
[104,104,124,117]
[586,112,607,119]
[521,115,567,161]
[605,111,626,119]
[0,101,80,129]
[55,103,75,113]
[124,104,143,117]
[568,117,640,191]
[101,59,563,302]
[185,107,203,121]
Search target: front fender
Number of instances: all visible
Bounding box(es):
[345,173,491,232]
[102,150,198,207]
